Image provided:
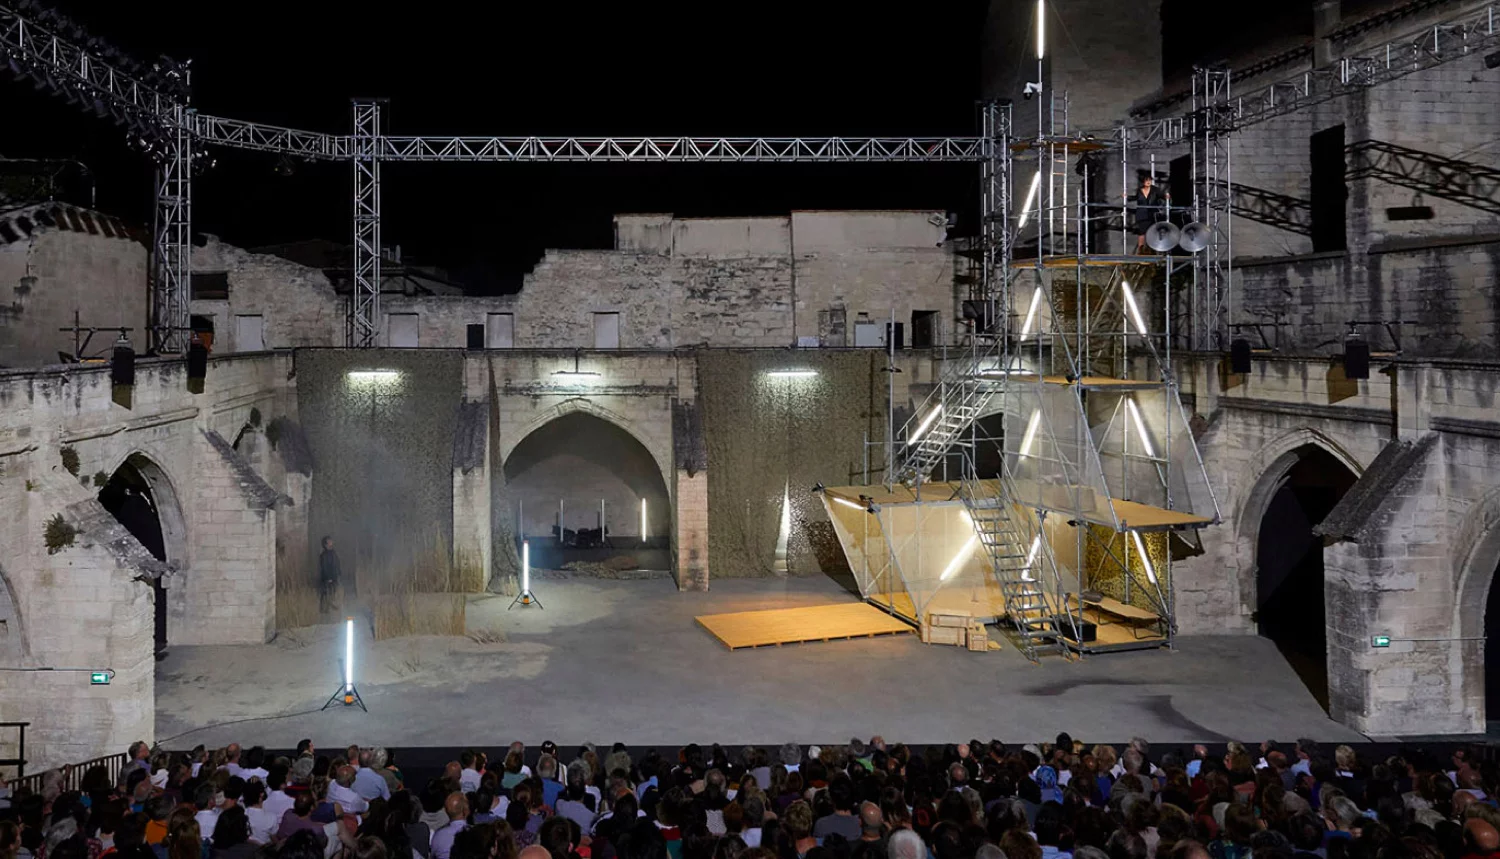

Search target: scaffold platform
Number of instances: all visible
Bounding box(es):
[695,602,914,650]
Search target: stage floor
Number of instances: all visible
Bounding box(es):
[155,574,1365,748]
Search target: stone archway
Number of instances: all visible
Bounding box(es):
[1452,486,1500,729]
[1238,433,1359,709]
[97,452,188,654]
[502,410,673,572]
[0,561,24,662]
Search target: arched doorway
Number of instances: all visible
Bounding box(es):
[97,454,187,657]
[504,412,671,571]
[1253,444,1357,709]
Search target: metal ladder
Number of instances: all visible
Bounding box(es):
[956,462,1070,662]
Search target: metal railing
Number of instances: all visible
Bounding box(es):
[6,751,130,796]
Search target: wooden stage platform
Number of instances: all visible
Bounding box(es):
[696,602,914,650]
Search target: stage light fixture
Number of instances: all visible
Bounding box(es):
[344,617,354,697]
[940,535,980,582]
[1018,170,1042,229]
[907,405,943,445]
[1021,534,1043,581]
[1020,288,1043,339]
[1130,530,1158,585]
[764,369,818,378]
[1120,281,1148,336]
[640,499,648,543]
[1036,0,1045,59]
[523,540,530,595]
[832,495,866,512]
[1126,398,1155,458]
[1018,409,1042,458]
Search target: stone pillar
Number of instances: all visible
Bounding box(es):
[676,471,709,591]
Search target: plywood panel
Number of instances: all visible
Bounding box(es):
[696,602,913,650]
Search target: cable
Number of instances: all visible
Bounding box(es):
[154,706,328,748]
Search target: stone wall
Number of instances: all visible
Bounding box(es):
[191,239,342,352]
[0,216,148,369]
[0,352,288,768]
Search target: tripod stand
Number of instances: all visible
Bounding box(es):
[321,664,367,711]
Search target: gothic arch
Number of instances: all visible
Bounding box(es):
[0,561,26,660]
[1451,484,1500,723]
[503,398,671,494]
[1234,427,1365,542]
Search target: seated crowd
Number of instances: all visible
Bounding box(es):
[2,736,1499,859]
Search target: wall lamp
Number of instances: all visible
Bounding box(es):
[765,369,818,378]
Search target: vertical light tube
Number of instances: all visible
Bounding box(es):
[1018,170,1042,229]
[1131,530,1158,584]
[1037,0,1045,59]
[1127,398,1156,458]
[1121,280,1149,336]
[522,539,531,595]
[1022,534,1042,581]
[344,617,354,693]
[1019,409,1042,458]
[640,498,648,543]
[1021,287,1044,339]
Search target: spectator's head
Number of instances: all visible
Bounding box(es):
[537,755,559,781]
[281,830,325,859]
[214,807,250,850]
[296,739,314,757]
[193,783,216,812]
[292,792,315,819]
[355,837,388,859]
[859,802,883,837]
[336,765,357,788]
[128,741,150,762]
[780,744,801,768]
[888,830,925,859]
[225,743,242,763]
[445,792,469,822]
[829,775,856,812]
[783,801,814,842]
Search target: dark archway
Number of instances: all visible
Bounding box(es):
[1254,444,1357,709]
[1485,555,1500,724]
[504,412,671,571]
[97,454,186,656]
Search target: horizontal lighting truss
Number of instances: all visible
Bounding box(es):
[184,122,991,163]
[1123,2,1498,148]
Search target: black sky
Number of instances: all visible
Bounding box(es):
[3,3,990,293]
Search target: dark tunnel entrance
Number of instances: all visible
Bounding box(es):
[503,412,671,572]
[98,455,183,657]
[1254,445,1357,710]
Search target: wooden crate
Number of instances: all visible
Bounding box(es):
[967,623,989,652]
[921,623,965,646]
[927,610,972,628]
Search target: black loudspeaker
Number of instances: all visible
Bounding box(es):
[466,323,485,351]
[1343,338,1370,379]
[886,322,904,351]
[1230,338,1252,374]
[111,342,135,386]
[187,341,208,381]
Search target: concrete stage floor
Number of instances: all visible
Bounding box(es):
[155,575,1366,748]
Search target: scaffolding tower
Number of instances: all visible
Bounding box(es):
[827,81,1222,661]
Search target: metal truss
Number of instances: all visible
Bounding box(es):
[0,4,172,130]
[1347,139,1500,216]
[151,103,191,354]
[191,114,346,160]
[375,135,985,162]
[1188,68,1232,352]
[978,102,1013,308]
[350,100,382,348]
[1124,2,1498,148]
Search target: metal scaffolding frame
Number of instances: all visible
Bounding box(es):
[151,102,192,354]
[350,100,383,349]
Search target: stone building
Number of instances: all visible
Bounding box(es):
[1,0,1499,770]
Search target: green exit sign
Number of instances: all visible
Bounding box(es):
[1371,635,1391,648]
[90,671,111,685]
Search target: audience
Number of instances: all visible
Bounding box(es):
[5,737,1500,859]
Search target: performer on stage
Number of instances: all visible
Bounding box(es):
[1130,175,1169,254]
[319,535,342,614]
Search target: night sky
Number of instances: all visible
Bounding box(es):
[2,3,989,293]
[3,2,1314,293]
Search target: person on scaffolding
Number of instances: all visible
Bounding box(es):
[1129,173,1169,254]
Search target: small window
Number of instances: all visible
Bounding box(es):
[593,312,620,349]
[233,315,265,352]
[487,313,514,349]
[911,310,938,348]
[191,272,229,300]
[388,313,419,348]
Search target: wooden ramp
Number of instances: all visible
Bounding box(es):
[696,602,914,650]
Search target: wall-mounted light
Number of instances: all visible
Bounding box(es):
[554,350,601,378]
[765,369,818,378]
[908,405,944,445]
[347,369,398,383]
[1126,398,1156,458]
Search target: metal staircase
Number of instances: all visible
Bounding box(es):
[891,342,1003,486]
[956,455,1076,661]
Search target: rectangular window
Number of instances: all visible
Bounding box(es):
[388,313,419,348]
[852,321,884,348]
[233,314,265,352]
[486,313,514,349]
[911,310,938,348]
[593,312,620,349]
[191,272,229,301]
